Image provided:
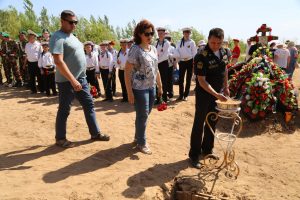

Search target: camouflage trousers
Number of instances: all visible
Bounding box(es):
[19,56,29,83]
[4,56,22,84]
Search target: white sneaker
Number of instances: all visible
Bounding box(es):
[137,144,152,155]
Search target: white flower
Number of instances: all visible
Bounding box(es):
[246,95,250,100]
[247,101,253,107]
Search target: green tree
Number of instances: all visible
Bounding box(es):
[39,7,50,30]
[0,6,22,38]
[22,0,39,32]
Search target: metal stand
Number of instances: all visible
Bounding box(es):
[203,107,243,179]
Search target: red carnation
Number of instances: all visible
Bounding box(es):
[259,111,266,118]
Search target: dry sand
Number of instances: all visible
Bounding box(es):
[0,69,299,200]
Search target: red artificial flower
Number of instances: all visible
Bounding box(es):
[259,111,266,118]
[244,107,251,113]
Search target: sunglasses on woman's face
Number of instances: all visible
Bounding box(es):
[64,19,78,25]
[144,31,154,37]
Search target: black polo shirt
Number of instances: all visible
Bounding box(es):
[194,45,229,94]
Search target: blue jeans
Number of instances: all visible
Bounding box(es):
[55,77,101,140]
[133,88,156,146]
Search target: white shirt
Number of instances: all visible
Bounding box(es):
[245,44,251,60]
[99,50,113,72]
[38,51,55,69]
[168,45,176,67]
[274,48,290,68]
[93,45,100,57]
[85,52,99,73]
[113,49,128,70]
[25,41,42,62]
[175,38,197,61]
[155,39,171,63]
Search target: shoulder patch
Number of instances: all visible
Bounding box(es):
[197,61,203,69]
[201,50,208,57]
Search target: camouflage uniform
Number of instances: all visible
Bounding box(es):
[1,39,22,85]
[0,40,9,83]
[18,40,29,83]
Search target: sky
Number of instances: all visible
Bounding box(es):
[1,0,300,42]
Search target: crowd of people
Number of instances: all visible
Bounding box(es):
[0,9,298,167]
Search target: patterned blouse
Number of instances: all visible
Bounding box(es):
[127,44,158,90]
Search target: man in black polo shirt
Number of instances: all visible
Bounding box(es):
[189,28,229,168]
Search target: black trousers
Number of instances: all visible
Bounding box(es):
[100,68,112,99]
[86,69,101,94]
[112,70,116,95]
[118,70,128,100]
[28,61,44,93]
[43,73,57,95]
[189,89,217,160]
[179,59,193,97]
[167,66,174,98]
[158,60,169,101]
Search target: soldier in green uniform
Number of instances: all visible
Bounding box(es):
[189,28,230,168]
[1,33,23,87]
[18,31,29,86]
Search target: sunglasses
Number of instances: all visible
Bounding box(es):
[144,31,154,37]
[63,19,78,25]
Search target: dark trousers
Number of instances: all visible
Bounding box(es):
[179,59,193,98]
[56,77,100,140]
[167,66,174,98]
[28,61,44,93]
[86,69,101,94]
[112,70,116,95]
[100,68,112,99]
[43,73,57,95]
[158,60,170,101]
[189,89,217,160]
[118,70,127,100]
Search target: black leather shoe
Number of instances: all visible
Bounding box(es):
[190,158,201,169]
[91,133,110,141]
[176,96,183,101]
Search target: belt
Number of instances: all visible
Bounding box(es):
[86,67,95,71]
[100,66,108,69]
[181,57,192,61]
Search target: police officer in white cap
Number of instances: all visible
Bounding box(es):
[174,27,197,101]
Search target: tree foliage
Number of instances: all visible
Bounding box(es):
[0,0,248,52]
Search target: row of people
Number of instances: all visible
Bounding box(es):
[48,10,230,160]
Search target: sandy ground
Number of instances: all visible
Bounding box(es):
[0,68,300,200]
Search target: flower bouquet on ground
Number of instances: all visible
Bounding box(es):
[241,72,275,120]
[228,47,298,121]
[157,99,167,111]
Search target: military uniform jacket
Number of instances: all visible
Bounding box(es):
[18,40,28,58]
[194,45,230,95]
[1,40,19,58]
